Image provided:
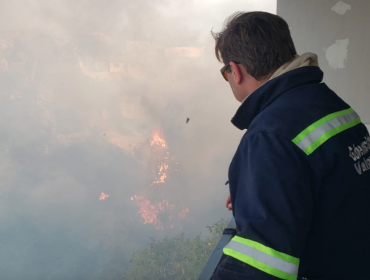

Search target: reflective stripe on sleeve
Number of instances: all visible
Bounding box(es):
[292,108,361,155]
[223,236,299,280]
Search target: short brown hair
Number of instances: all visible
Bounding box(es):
[212,12,297,80]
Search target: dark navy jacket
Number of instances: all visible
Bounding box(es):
[212,66,370,280]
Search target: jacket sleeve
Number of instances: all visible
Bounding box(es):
[213,131,314,280]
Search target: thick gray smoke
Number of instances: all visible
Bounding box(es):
[0,1,275,279]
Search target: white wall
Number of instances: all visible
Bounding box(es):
[277,0,370,127]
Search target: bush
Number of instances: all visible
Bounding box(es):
[122,218,229,280]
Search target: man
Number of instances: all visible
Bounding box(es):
[211,12,370,280]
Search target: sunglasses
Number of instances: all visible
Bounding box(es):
[220,62,241,81]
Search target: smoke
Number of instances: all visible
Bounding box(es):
[0,0,275,279]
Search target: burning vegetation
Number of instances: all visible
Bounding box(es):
[131,131,189,230]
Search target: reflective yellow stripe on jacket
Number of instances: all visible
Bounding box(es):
[223,236,300,280]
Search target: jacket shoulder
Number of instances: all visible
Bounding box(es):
[246,83,351,141]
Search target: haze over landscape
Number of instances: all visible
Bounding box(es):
[0,0,276,279]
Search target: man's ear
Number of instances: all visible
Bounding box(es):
[229,61,242,85]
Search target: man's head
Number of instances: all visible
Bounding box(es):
[213,12,297,102]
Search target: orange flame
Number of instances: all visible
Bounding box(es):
[131,130,188,229]
[150,132,168,148]
[131,195,189,230]
[99,192,109,200]
[152,162,169,185]
[150,133,170,185]
[131,195,178,230]
[131,195,160,226]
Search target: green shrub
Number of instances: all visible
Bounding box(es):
[122,218,229,280]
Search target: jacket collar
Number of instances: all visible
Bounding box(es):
[231,66,324,130]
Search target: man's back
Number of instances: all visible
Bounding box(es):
[262,67,370,278]
[214,65,370,279]
[211,11,370,280]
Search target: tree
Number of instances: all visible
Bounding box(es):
[122,218,229,280]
